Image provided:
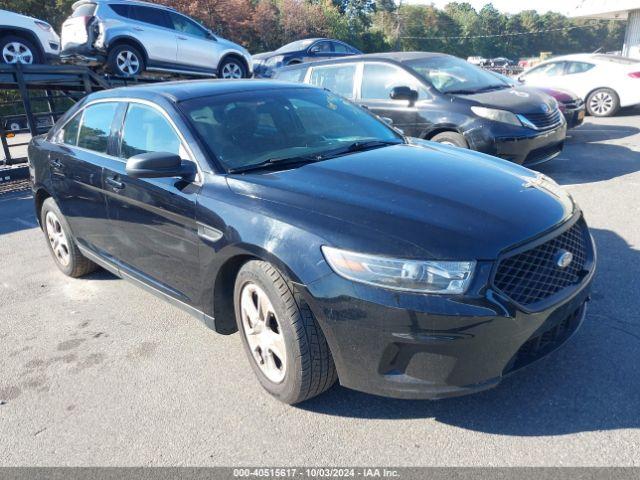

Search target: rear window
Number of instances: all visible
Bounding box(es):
[593,54,638,65]
[72,3,97,17]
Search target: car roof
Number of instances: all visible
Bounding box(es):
[278,51,449,70]
[86,79,316,103]
[72,0,176,11]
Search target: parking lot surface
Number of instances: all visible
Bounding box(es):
[1,112,639,466]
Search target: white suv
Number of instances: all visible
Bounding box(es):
[61,0,252,78]
[0,9,61,64]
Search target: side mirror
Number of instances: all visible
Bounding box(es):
[125,152,195,179]
[390,86,419,104]
[516,75,525,83]
[309,46,320,54]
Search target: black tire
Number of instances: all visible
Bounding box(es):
[431,131,468,148]
[234,260,337,404]
[106,44,145,77]
[0,35,43,65]
[586,88,620,117]
[40,198,98,278]
[218,56,248,79]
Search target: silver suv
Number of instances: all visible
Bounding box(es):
[60,0,252,78]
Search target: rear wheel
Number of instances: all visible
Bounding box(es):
[107,44,145,77]
[0,35,42,65]
[41,198,98,278]
[234,260,337,404]
[218,57,247,79]
[586,88,619,117]
[431,131,468,148]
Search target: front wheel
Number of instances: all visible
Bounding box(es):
[218,57,248,79]
[586,88,619,117]
[234,260,337,404]
[431,131,468,148]
[0,35,42,65]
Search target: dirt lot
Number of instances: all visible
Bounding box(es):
[1,112,639,466]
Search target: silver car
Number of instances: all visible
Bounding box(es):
[60,0,252,78]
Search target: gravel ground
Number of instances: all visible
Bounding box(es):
[1,112,639,466]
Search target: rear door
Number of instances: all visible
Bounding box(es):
[168,12,218,71]
[48,101,119,255]
[102,101,200,304]
[127,5,177,65]
[357,62,427,136]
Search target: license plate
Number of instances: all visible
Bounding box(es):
[578,110,585,121]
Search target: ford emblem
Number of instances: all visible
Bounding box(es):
[555,250,573,269]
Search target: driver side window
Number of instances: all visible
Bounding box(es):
[120,103,186,159]
[361,63,425,100]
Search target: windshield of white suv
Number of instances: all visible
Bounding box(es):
[181,88,402,172]
[406,55,510,94]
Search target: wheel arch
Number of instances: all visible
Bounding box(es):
[33,187,52,229]
[209,245,309,335]
[422,124,466,141]
[106,36,149,64]
[218,52,250,76]
[0,27,46,61]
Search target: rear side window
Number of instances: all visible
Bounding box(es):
[120,104,183,158]
[308,64,356,99]
[72,3,96,17]
[129,6,171,28]
[108,4,131,17]
[332,43,350,54]
[77,103,118,154]
[275,68,306,83]
[566,62,595,74]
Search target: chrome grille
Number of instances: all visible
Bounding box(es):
[493,221,590,307]
[520,108,563,130]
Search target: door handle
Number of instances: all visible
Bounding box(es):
[177,36,187,40]
[133,27,144,31]
[106,177,125,190]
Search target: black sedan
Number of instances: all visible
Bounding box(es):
[29,80,595,404]
[252,38,361,78]
[275,52,568,166]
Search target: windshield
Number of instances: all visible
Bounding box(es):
[406,55,510,94]
[180,88,402,172]
[276,39,316,54]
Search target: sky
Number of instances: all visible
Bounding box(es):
[401,0,584,16]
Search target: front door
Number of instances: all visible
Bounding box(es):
[169,12,218,71]
[103,102,201,304]
[357,62,427,137]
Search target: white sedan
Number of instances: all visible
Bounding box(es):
[519,54,640,117]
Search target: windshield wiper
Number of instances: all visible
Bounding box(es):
[321,139,403,159]
[444,89,479,95]
[227,154,323,174]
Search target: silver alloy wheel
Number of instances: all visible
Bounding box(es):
[240,282,287,383]
[45,211,71,267]
[438,141,456,146]
[2,42,34,64]
[589,91,614,116]
[221,61,243,79]
[116,50,140,76]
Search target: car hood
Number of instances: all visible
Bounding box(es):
[226,143,575,260]
[456,86,556,115]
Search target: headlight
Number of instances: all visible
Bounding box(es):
[322,246,475,294]
[266,55,284,67]
[471,106,522,126]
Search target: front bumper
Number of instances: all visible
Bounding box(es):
[563,107,585,129]
[466,121,567,166]
[302,218,595,400]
